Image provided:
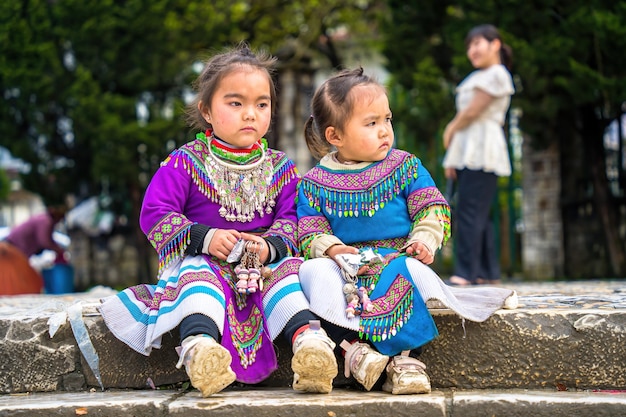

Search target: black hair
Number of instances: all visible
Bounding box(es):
[303,67,385,160]
[465,24,513,71]
[185,42,278,131]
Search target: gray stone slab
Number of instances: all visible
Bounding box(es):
[1,388,625,417]
[0,299,83,394]
[80,316,187,389]
[168,388,447,417]
[451,390,626,417]
[0,390,175,417]
[420,309,626,390]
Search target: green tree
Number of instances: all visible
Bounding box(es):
[0,0,233,283]
[0,0,384,283]
[0,169,9,201]
[381,0,626,277]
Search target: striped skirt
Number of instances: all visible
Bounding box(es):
[299,255,514,356]
[99,255,306,384]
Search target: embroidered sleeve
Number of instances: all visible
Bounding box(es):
[146,212,194,273]
[298,215,343,259]
[140,149,200,275]
[264,220,296,258]
[406,182,451,251]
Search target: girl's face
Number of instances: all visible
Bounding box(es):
[466,36,501,69]
[200,66,272,148]
[329,85,394,163]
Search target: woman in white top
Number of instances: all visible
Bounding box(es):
[442,24,514,286]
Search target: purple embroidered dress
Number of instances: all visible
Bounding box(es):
[99,134,307,384]
[297,149,515,356]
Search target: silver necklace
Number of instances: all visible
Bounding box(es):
[204,138,275,222]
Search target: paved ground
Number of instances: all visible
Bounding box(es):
[1,279,625,416]
[1,386,626,417]
[499,279,626,309]
[1,279,624,317]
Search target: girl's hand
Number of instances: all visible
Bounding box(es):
[444,167,457,180]
[240,232,270,264]
[209,229,241,261]
[442,123,454,149]
[326,245,371,275]
[405,241,434,265]
[325,244,359,261]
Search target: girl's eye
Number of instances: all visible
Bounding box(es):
[386,117,393,123]
[230,101,241,107]
[258,102,269,109]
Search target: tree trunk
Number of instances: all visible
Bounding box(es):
[582,106,625,276]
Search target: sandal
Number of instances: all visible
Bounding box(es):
[476,277,502,285]
[443,275,474,286]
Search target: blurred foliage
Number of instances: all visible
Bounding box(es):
[1,0,625,278]
[380,0,626,276]
[381,0,626,163]
[0,169,9,201]
[0,0,385,282]
[0,0,384,216]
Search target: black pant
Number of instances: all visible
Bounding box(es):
[179,310,318,344]
[453,168,500,282]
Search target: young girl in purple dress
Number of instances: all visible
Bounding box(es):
[99,44,337,396]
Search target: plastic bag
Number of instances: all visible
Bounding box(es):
[335,247,384,277]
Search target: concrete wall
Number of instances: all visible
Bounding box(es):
[520,139,564,279]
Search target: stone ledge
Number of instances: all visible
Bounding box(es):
[1,281,625,394]
[419,308,626,391]
[1,388,625,417]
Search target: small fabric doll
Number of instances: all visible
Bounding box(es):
[235,266,249,294]
[345,294,361,318]
[359,286,373,313]
[247,268,261,293]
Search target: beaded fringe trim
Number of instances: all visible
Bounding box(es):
[227,302,264,369]
[300,154,420,218]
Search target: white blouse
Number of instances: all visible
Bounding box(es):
[442,64,514,177]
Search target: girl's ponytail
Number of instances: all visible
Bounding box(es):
[304,115,330,160]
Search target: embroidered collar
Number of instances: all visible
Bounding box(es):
[196,130,267,166]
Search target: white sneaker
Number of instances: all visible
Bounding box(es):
[291,320,338,393]
[382,354,431,394]
[175,335,236,397]
[341,340,389,391]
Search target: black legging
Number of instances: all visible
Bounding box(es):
[179,310,319,344]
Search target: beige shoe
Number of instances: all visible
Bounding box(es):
[291,320,338,393]
[341,340,389,391]
[175,335,236,397]
[382,354,431,394]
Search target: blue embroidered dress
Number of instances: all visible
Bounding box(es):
[297,149,513,356]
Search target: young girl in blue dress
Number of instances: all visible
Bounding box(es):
[297,67,517,394]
